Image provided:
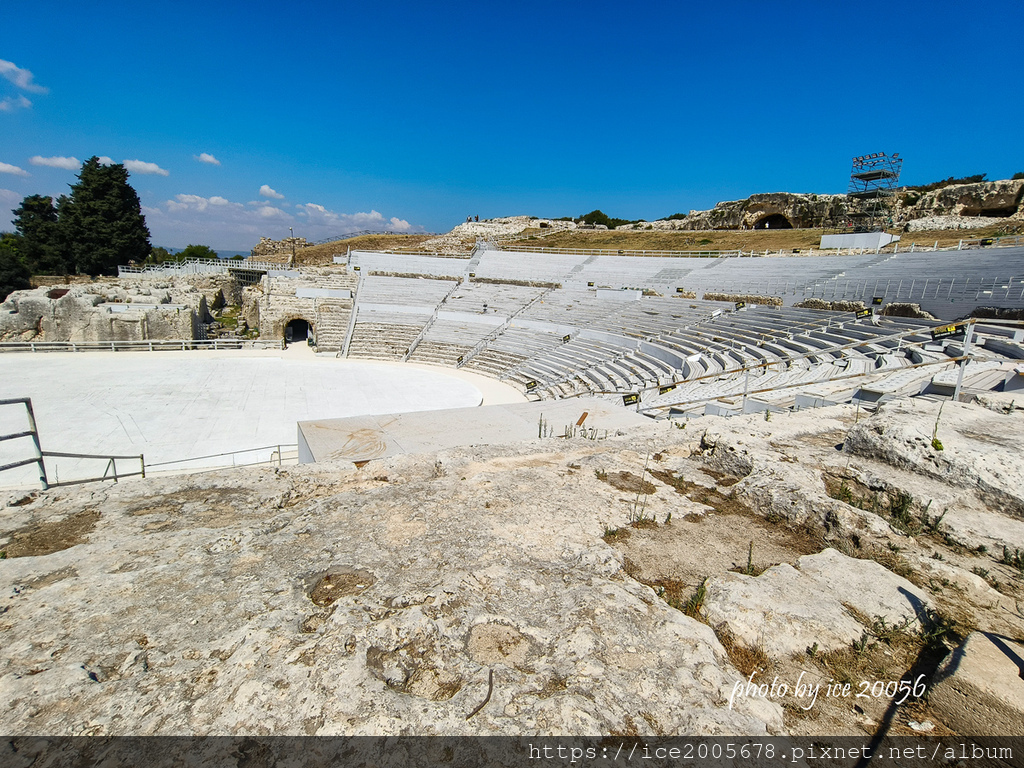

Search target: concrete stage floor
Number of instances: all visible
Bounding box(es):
[298,399,653,465]
[0,345,524,488]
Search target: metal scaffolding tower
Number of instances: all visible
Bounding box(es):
[846,152,902,232]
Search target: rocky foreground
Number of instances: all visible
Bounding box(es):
[1,397,1023,737]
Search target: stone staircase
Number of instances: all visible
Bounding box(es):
[313,298,351,352]
[347,322,423,360]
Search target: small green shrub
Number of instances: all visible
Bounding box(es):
[683,579,708,619]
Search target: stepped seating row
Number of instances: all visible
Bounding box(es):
[347,322,423,360]
[346,307,432,360]
[517,290,639,326]
[348,250,469,278]
[312,299,351,351]
[443,283,544,317]
[795,247,1024,318]
[407,340,468,367]
[407,318,497,365]
[590,298,725,339]
[332,271,965,405]
[565,255,710,290]
[473,250,587,283]
[462,326,564,378]
[357,275,456,307]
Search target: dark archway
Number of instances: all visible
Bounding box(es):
[753,213,793,229]
[285,318,310,344]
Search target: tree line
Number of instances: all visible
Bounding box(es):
[5,156,151,279]
[1,156,225,302]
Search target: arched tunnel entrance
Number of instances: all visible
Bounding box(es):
[285,318,311,344]
[753,213,793,229]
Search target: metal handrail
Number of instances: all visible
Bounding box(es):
[0,338,285,353]
[497,244,740,258]
[39,450,145,487]
[144,444,298,470]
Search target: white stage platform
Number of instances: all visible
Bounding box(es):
[0,349,521,488]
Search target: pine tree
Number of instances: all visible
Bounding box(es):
[0,233,32,302]
[12,194,68,274]
[58,157,151,275]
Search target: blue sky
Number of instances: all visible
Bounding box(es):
[2,1,1022,250]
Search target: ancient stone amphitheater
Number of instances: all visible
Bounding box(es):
[2,236,1024,749]
[30,238,1014,415]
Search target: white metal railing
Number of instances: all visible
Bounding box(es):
[0,338,285,354]
[143,444,299,475]
[497,244,740,258]
[118,257,285,276]
[0,397,145,489]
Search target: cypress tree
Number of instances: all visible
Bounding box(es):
[12,194,68,274]
[0,233,32,302]
[58,157,151,275]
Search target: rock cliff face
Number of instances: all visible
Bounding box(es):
[647,193,847,231]
[624,179,1024,232]
[900,179,1024,219]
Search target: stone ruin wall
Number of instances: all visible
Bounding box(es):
[250,236,310,259]
[0,274,240,343]
[243,271,356,347]
[1,269,358,347]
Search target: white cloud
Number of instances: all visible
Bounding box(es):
[0,95,32,112]
[166,193,244,213]
[195,152,220,166]
[259,184,284,199]
[144,191,421,251]
[123,159,169,176]
[257,205,290,219]
[294,204,418,237]
[97,156,114,165]
[1,188,22,228]
[0,59,48,94]
[0,162,29,177]
[29,155,81,170]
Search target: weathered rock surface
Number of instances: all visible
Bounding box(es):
[929,632,1024,736]
[704,549,931,659]
[844,398,1024,518]
[420,217,578,254]
[704,563,865,658]
[3,397,1023,737]
[616,178,1023,233]
[0,444,782,736]
[907,179,1024,220]
[632,193,846,232]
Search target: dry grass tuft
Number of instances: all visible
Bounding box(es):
[714,625,773,679]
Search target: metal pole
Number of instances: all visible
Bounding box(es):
[23,398,49,489]
[952,321,974,402]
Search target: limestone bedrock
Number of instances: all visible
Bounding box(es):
[0,438,781,736]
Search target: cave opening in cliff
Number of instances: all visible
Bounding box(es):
[970,207,1020,218]
[753,214,793,229]
[285,318,310,344]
